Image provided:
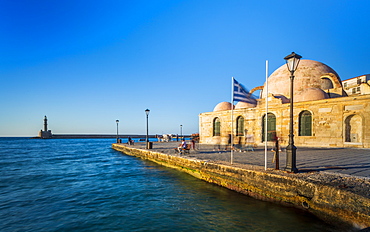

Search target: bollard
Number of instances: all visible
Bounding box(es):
[147,142,153,149]
[275,139,279,170]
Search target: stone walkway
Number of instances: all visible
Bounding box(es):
[125,141,370,178]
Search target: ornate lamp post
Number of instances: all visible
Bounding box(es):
[145,109,150,148]
[284,52,302,173]
[116,119,120,143]
[180,125,183,139]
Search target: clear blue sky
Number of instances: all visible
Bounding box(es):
[1,0,369,136]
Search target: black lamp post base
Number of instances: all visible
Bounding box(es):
[285,144,298,173]
[284,167,298,173]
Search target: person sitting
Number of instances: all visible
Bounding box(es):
[177,139,187,154]
[128,137,134,145]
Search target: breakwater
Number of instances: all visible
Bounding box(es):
[112,143,370,230]
[32,134,159,139]
[31,134,192,139]
[51,134,156,139]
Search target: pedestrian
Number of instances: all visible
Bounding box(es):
[191,138,196,150]
[213,136,221,153]
[226,134,231,151]
[128,137,134,145]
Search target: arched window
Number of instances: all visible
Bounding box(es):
[213,117,221,136]
[236,116,244,136]
[321,77,334,90]
[262,113,276,141]
[299,111,312,136]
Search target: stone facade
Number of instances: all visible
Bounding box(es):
[199,59,370,148]
[199,94,370,148]
[38,130,52,139]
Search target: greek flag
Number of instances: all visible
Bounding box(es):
[233,78,257,104]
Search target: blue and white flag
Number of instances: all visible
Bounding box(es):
[233,78,257,104]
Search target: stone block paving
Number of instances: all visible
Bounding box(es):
[127,141,370,178]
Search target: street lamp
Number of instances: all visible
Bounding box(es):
[116,119,120,143]
[180,125,183,139]
[284,52,302,173]
[145,109,150,149]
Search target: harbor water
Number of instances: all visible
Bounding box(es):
[0,138,341,231]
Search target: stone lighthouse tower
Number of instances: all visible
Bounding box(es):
[38,116,52,139]
[44,115,48,132]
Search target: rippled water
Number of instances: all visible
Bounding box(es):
[0,138,341,231]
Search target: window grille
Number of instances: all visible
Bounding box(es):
[236,116,244,136]
[213,118,220,136]
[299,111,312,136]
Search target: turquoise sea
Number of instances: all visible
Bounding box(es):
[0,138,344,231]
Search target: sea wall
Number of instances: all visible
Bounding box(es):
[112,144,370,229]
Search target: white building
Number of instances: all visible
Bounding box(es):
[342,74,370,96]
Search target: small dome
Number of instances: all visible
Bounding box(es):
[294,88,329,102]
[262,59,340,98]
[235,101,256,109]
[213,102,234,111]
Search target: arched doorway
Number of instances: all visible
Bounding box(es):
[262,113,276,141]
[344,114,362,143]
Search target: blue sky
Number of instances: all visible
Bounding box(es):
[1,0,369,136]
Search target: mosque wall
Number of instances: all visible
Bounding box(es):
[199,94,370,148]
[199,58,369,148]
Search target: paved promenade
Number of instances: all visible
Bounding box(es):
[126,141,370,178]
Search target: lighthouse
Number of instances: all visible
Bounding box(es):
[44,115,48,132]
[38,116,52,139]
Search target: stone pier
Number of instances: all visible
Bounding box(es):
[112,142,370,230]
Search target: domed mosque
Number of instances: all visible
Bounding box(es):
[261,59,345,101]
[200,57,370,148]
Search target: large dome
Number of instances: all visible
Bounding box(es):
[262,60,340,99]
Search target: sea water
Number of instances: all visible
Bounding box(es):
[0,138,342,231]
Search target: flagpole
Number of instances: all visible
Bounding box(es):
[231,77,234,165]
[264,60,269,170]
